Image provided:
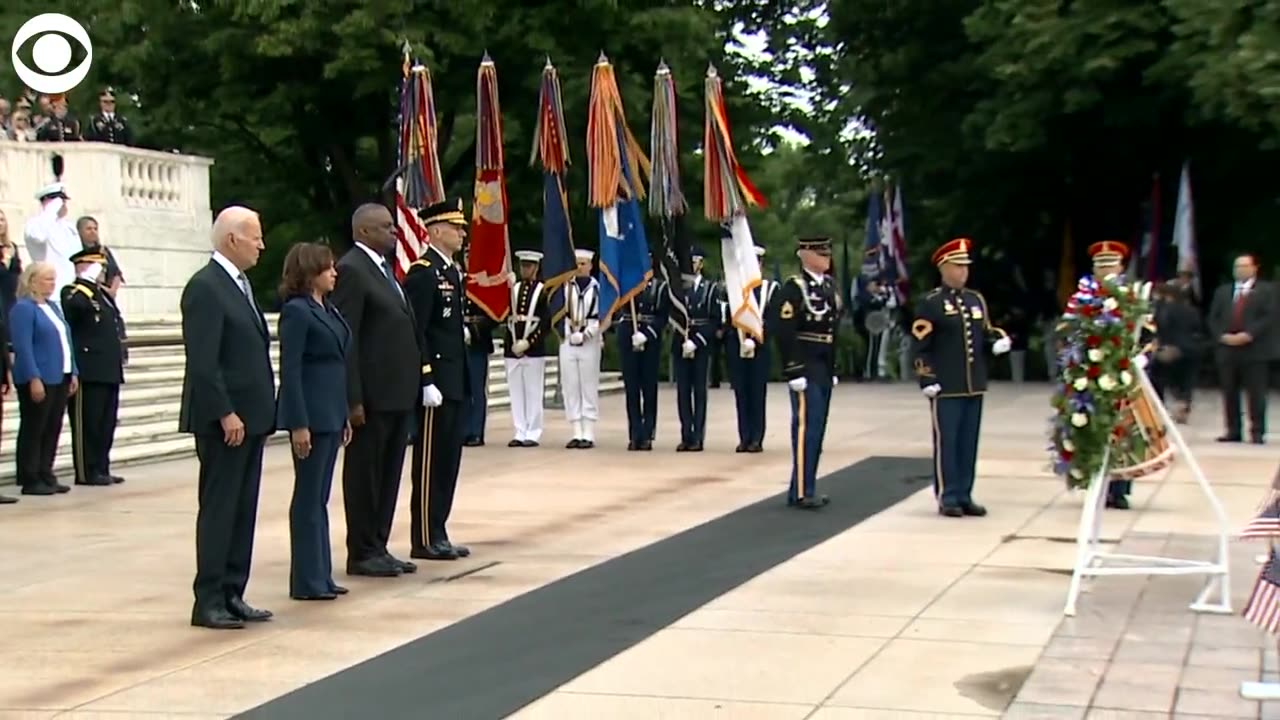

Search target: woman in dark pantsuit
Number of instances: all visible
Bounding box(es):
[276,244,352,600]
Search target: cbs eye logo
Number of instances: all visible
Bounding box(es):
[11,14,93,95]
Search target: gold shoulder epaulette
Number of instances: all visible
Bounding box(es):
[71,284,93,298]
[409,258,431,270]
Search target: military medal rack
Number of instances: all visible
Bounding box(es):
[1062,360,1232,618]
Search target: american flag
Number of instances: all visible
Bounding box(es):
[393,179,428,280]
[1241,497,1280,540]
[1244,547,1280,633]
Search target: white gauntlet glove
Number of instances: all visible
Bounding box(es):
[422,384,443,408]
[1135,353,1149,370]
[570,331,584,346]
[681,339,696,358]
[788,377,807,393]
[464,326,472,345]
[631,331,647,350]
[513,339,530,356]
[922,383,941,399]
[741,337,756,358]
[992,336,1012,355]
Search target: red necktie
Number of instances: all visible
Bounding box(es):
[1232,289,1248,331]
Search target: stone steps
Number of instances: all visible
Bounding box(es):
[0,315,621,482]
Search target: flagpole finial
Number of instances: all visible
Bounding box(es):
[545,55,554,70]
[482,49,492,64]
[400,38,411,56]
[597,51,609,66]
[706,63,718,78]
[656,58,669,74]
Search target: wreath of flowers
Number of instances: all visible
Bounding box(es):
[1049,274,1152,489]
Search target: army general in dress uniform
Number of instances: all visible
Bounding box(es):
[617,271,668,450]
[62,248,126,487]
[83,89,133,145]
[773,236,842,509]
[911,238,1011,518]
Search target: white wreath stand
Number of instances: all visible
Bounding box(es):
[1062,361,1232,617]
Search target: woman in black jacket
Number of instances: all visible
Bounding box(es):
[1152,283,1203,423]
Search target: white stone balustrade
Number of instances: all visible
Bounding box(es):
[0,140,215,315]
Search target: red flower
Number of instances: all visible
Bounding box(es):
[1087,365,1101,379]
[1111,336,1122,347]
[1062,450,1074,461]
[1086,335,1102,348]
[1125,322,1135,331]
[1081,305,1095,317]
[1113,425,1128,439]
[1118,358,1130,370]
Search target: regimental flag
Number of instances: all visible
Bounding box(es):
[531,59,577,326]
[1171,161,1200,300]
[587,54,652,324]
[857,189,885,303]
[392,44,445,279]
[883,185,910,303]
[648,60,693,339]
[1244,546,1280,634]
[703,64,765,342]
[466,54,513,322]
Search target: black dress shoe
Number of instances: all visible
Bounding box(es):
[386,554,417,574]
[566,438,583,449]
[508,439,523,447]
[329,584,349,595]
[76,476,111,486]
[21,484,54,496]
[191,607,244,630]
[291,592,337,601]
[463,437,482,447]
[109,474,125,484]
[1105,495,1130,510]
[687,443,704,452]
[960,502,987,517]
[639,441,653,451]
[52,483,70,494]
[522,440,539,447]
[579,440,595,449]
[789,496,829,509]
[676,443,689,452]
[1252,436,1266,445]
[445,541,471,558]
[411,543,459,561]
[747,443,763,453]
[938,505,964,517]
[0,494,17,504]
[347,557,401,577]
[627,441,637,451]
[1217,434,1242,443]
[227,597,272,622]
[735,444,748,453]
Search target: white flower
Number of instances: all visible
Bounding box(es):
[1097,375,1117,391]
[1103,298,1119,311]
[1087,348,1105,363]
[1120,371,1133,387]
[1063,439,1075,452]
[1070,468,1085,479]
[1071,412,1089,427]
[1073,377,1089,391]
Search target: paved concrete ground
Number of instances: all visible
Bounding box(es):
[0,381,1274,719]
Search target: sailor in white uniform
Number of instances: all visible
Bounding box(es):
[560,248,602,449]
[24,182,80,310]
[503,250,551,447]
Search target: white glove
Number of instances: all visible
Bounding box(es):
[993,336,1012,355]
[788,377,807,393]
[682,339,696,358]
[513,339,530,356]
[922,383,942,399]
[742,337,756,352]
[631,331,647,349]
[570,331,584,346]
[422,384,443,408]
[464,326,472,345]
[1135,354,1149,370]
[832,376,839,386]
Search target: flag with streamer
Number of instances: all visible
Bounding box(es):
[704,64,765,341]
[587,54,652,324]
[648,60,693,339]
[391,44,445,279]
[531,59,577,325]
[466,53,513,322]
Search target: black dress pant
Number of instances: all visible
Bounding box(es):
[15,378,69,487]
[410,399,465,551]
[341,409,411,563]
[69,381,120,484]
[192,433,267,611]
[1217,347,1268,438]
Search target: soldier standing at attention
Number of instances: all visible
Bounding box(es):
[83,89,133,146]
[616,271,668,451]
[673,247,719,452]
[726,244,777,453]
[504,250,551,447]
[911,238,1011,518]
[559,248,602,449]
[773,236,842,508]
[461,287,495,448]
[62,248,126,487]
[402,199,471,561]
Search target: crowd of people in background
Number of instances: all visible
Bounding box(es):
[0,87,134,145]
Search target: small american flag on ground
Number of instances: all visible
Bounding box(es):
[1244,547,1280,634]
[1241,497,1280,540]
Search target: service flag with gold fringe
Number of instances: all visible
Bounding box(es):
[531,58,577,325]
[392,44,445,279]
[466,53,513,322]
[649,60,694,340]
[704,64,765,342]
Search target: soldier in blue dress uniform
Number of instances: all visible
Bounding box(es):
[911,238,1011,518]
[672,247,720,451]
[773,236,842,508]
[616,268,668,450]
[726,245,778,453]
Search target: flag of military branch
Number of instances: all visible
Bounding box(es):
[649,60,694,340]
[587,53,652,325]
[466,53,513,322]
[531,59,577,326]
[704,64,765,341]
[392,43,446,279]
[882,184,910,303]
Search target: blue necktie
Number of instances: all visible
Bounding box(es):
[380,259,405,303]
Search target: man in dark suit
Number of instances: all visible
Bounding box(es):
[403,198,471,561]
[179,206,276,629]
[330,203,421,577]
[62,247,126,487]
[1208,253,1274,444]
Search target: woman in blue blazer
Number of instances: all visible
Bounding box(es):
[9,262,78,495]
[276,243,352,600]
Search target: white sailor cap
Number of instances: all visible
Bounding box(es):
[35,182,67,201]
[754,245,766,257]
[574,248,595,261]
[515,250,544,263]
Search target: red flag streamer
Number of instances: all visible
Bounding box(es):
[586,53,650,208]
[531,59,578,294]
[466,53,513,322]
[530,59,570,174]
[703,65,765,221]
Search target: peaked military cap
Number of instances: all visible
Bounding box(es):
[69,248,107,265]
[797,236,832,252]
[1088,240,1129,266]
[418,197,468,226]
[931,237,973,266]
